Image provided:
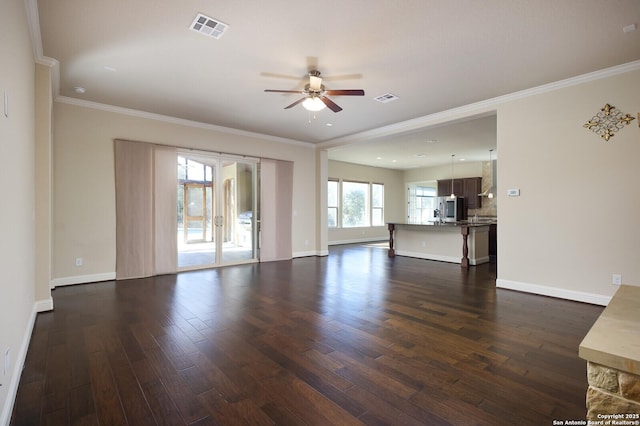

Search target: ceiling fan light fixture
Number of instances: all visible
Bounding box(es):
[309,75,322,91]
[265,69,363,113]
[302,97,326,112]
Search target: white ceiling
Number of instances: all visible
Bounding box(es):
[327,114,498,170]
[35,0,640,168]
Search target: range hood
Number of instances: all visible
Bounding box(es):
[479,158,497,198]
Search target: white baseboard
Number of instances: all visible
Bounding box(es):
[395,250,459,264]
[470,256,490,266]
[292,250,318,258]
[328,237,387,246]
[496,279,612,306]
[51,272,116,288]
[259,256,293,263]
[0,305,38,426]
[35,297,53,312]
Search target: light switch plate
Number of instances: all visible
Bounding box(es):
[507,188,520,197]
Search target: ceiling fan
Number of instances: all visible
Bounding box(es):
[264,70,365,113]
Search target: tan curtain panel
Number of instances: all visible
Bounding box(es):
[114,139,177,279]
[259,158,293,261]
[153,146,178,275]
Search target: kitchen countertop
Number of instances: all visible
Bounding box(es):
[579,284,640,374]
[388,220,496,228]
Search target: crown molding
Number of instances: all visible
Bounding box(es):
[25,0,60,97]
[320,60,640,149]
[55,96,313,148]
[24,0,42,59]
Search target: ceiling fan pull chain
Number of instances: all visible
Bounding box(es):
[307,111,320,124]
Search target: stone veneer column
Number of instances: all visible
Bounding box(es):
[586,361,640,420]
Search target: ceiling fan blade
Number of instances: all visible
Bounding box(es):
[260,72,302,80]
[284,97,307,109]
[321,73,363,81]
[324,89,365,96]
[265,89,304,94]
[320,96,343,112]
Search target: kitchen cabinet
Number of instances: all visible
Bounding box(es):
[463,177,482,209]
[437,177,482,209]
[437,179,463,196]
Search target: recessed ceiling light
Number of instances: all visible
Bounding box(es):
[459,158,466,161]
[325,123,333,127]
[426,139,437,143]
[103,66,117,72]
[74,86,86,94]
[376,156,383,160]
[392,159,397,163]
[623,23,637,33]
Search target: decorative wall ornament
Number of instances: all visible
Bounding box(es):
[583,103,635,141]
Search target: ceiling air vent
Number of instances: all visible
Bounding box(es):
[190,13,229,39]
[374,93,399,103]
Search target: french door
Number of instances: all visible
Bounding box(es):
[177,153,257,269]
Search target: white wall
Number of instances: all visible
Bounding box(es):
[328,160,404,244]
[0,0,37,422]
[52,100,318,284]
[34,63,53,309]
[497,68,640,304]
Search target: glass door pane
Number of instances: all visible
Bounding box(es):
[185,185,205,242]
[220,160,256,264]
[178,157,215,268]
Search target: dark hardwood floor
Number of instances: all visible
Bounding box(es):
[11,243,603,425]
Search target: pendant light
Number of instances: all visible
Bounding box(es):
[479,149,495,198]
[487,149,494,198]
[450,154,456,198]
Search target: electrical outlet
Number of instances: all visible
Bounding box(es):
[612,274,622,286]
[75,257,83,267]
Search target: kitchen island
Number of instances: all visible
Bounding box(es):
[387,222,494,267]
[579,285,640,419]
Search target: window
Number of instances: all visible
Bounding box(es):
[328,180,384,228]
[407,185,436,224]
[371,183,384,226]
[327,180,339,228]
[342,181,369,227]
